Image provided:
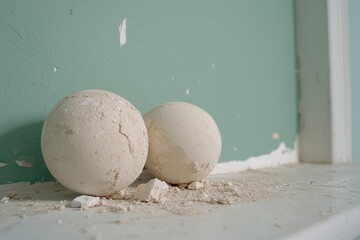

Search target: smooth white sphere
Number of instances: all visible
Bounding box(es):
[144,102,221,184]
[41,89,148,196]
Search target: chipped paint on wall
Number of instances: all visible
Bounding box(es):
[0,163,8,168]
[119,18,127,47]
[211,139,298,174]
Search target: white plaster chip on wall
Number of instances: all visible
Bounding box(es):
[119,18,127,47]
[0,162,8,168]
[211,140,298,174]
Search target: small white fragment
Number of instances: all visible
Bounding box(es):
[135,178,169,202]
[1,197,10,203]
[224,181,234,187]
[272,132,280,140]
[119,18,127,47]
[170,76,175,80]
[233,147,237,152]
[54,204,65,210]
[202,180,210,185]
[0,162,8,168]
[53,66,57,72]
[211,63,216,68]
[70,195,100,209]
[186,88,190,95]
[111,204,127,212]
[57,219,62,224]
[112,188,131,200]
[202,193,209,199]
[196,81,201,85]
[188,181,204,190]
[177,183,188,189]
[15,156,35,168]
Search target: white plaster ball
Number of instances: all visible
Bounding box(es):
[144,102,222,184]
[41,89,148,196]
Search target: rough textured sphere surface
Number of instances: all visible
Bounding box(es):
[144,102,222,184]
[41,89,148,196]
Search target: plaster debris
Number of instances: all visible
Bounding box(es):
[188,181,204,190]
[15,156,35,168]
[211,63,216,68]
[53,200,67,210]
[233,147,237,152]
[186,88,190,95]
[53,66,57,72]
[119,18,127,47]
[0,167,302,220]
[1,197,10,203]
[110,204,127,212]
[171,76,175,80]
[272,132,280,140]
[177,183,189,190]
[70,195,100,209]
[224,181,234,187]
[135,179,169,202]
[112,188,132,200]
[54,204,65,211]
[0,162,8,168]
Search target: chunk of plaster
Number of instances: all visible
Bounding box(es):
[187,181,204,190]
[15,156,35,168]
[119,18,127,47]
[135,179,168,202]
[70,195,100,208]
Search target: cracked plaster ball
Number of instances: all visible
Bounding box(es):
[144,102,221,184]
[41,89,148,196]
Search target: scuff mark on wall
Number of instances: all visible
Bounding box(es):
[119,18,127,47]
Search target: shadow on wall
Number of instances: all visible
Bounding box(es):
[0,121,54,184]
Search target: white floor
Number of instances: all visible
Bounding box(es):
[1,164,360,240]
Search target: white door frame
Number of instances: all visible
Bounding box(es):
[296,0,352,164]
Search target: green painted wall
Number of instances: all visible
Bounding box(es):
[349,0,360,163]
[0,0,297,183]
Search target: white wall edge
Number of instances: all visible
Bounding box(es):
[327,0,352,163]
[211,141,298,175]
[296,0,352,164]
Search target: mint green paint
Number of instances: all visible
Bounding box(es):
[0,0,297,183]
[349,0,360,163]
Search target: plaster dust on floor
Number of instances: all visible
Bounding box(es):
[1,164,360,240]
[0,168,280,218]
